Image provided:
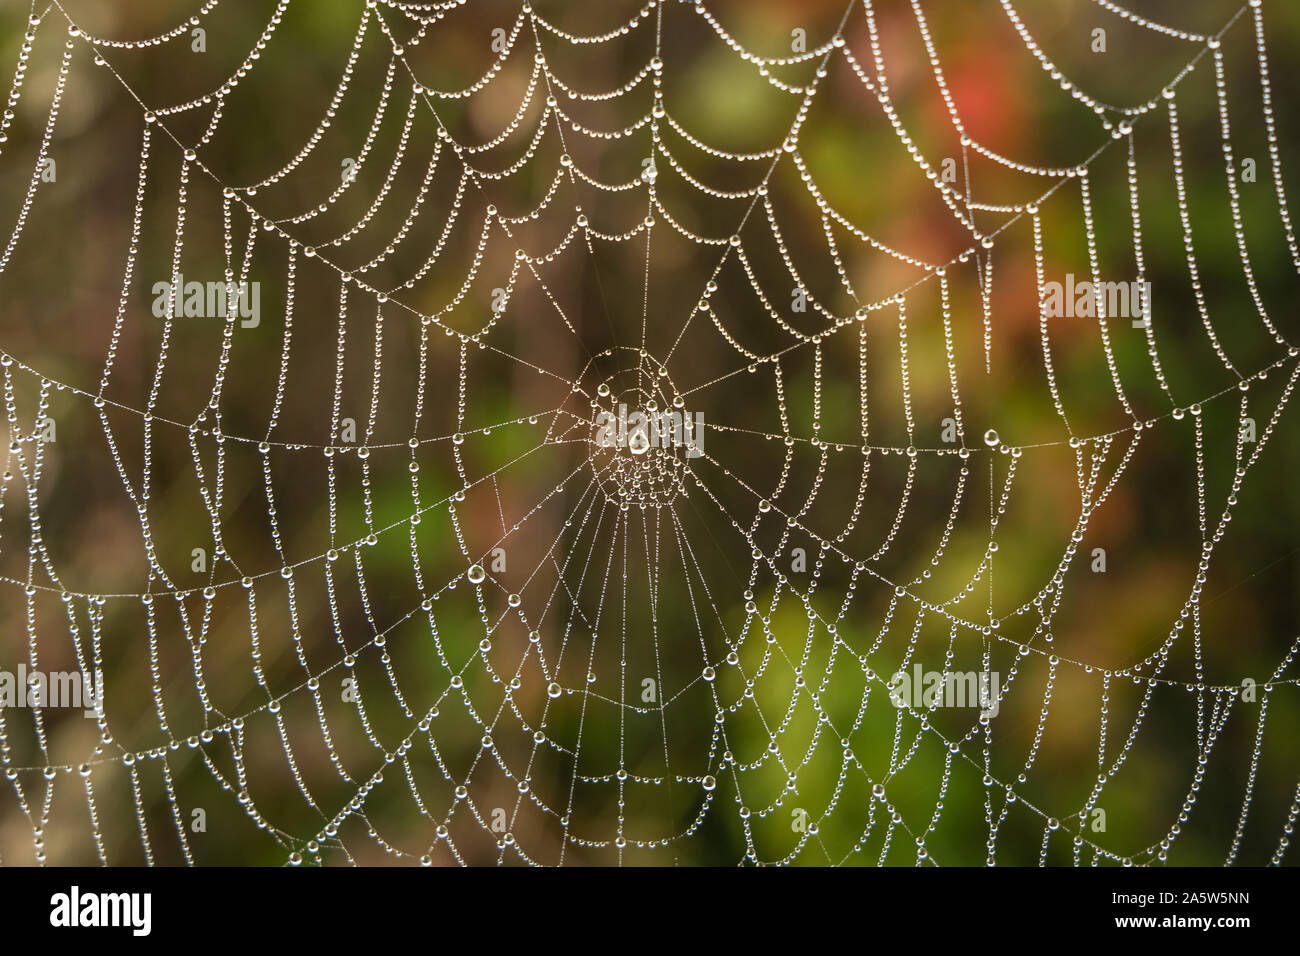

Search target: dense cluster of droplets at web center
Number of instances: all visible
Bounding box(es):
[0,0,1298,867]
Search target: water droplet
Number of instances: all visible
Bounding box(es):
[467,564,485,584]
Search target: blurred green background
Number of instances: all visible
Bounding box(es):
[0,0,1299,866]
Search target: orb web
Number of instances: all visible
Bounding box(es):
[0,0,1298,866]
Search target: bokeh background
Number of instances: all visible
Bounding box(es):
[0,0,1298,865]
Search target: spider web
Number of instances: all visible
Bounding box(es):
[1,0,1299,866]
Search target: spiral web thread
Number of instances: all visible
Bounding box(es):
[0,0,1299,866]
